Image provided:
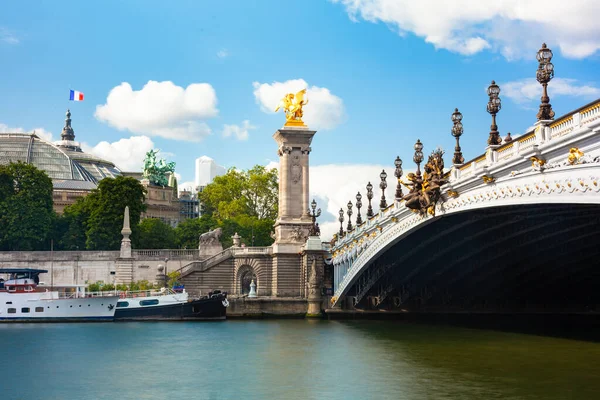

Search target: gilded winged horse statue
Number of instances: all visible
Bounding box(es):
[275,89,309,126]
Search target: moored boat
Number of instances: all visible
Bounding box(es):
[113,288,229,321]
[0,268,118,322]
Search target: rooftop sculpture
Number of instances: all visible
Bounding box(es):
[142,149,175,187]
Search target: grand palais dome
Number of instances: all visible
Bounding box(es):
[0,110,122,191]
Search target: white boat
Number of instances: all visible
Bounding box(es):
[0,268,118,322]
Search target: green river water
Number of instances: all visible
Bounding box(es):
[1,320,599,399]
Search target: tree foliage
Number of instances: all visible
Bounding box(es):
[60,176,146,250]
[174,214,217,249]
[200,166,278,220]
[198,165,278,248]
[138,218,177,249]
[0,162,55,250]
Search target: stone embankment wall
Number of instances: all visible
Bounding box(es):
[0,251,193,286]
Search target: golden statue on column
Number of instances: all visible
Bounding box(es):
[275,89,309,127]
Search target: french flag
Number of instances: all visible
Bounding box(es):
[69,90,84,101]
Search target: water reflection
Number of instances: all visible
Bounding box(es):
[1,321,599,400]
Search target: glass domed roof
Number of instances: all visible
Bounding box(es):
[0,110,121,189]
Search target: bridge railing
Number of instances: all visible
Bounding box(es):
[449,98,600,182]
[330,98,600,304]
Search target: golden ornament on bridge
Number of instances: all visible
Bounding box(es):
[275,89,309,127]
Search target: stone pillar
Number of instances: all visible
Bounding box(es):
[115,206,134,285]
[301,146,311,217]
[303,236,324,317]
[271,126,316,297]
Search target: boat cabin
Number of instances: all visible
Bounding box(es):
[0,268,47,293]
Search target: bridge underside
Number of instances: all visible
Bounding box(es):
[349,204,600,312]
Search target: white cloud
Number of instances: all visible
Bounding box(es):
[502,78,600,104]
[331,0,600,59]
[95,80,218,142]
[0,28,19,45]
[217,49,229,58]
[81,135,155,172]
[0,123,53,141]
[253,79,345,130]
[222,120,255,140]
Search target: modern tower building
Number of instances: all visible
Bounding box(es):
[194,156,226,192]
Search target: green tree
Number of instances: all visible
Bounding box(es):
[0,162,54,250]
[58,198,89,250]
[61,176,147,250]
[200,165,278,220]
[138,218,177,249]
[199,168,247,219]
[175,214,217,249]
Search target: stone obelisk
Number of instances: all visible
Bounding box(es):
[115,206,134,284]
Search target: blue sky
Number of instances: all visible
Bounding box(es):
[1,0,599,236]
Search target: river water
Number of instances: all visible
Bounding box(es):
[1,320,599,400]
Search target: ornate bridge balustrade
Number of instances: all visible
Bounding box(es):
[331,98,600,309]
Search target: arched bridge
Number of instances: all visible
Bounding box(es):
[331,100,600,311]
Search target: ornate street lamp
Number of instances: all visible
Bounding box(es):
[486,80,502,146]
[413,139,424,176]
[394,156,403,200]
[379,170,388,209]
[355,192,363,225]
[346,201,353,231]
[338,208,345,237]
[451,108,465,165]
[536,43,555,121]
[366,182,374,218]
[308,198,321,236]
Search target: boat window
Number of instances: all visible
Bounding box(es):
[21,307,30,313]
[35,307,44,312]
[7,308,16,314]
[116,301,129,308]
[139,299,159,306]
[7,286,15,292]
[5,302,12,304]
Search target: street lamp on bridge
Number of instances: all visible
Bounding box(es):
[413,139,424,176]
[355,192,363,225]
[536,43,555,121]
[366,182,374,218]
[451,108,465,165]
[394,156,403,200]
[487,80,502,146]
[338,208,345,237]
[379,170,388,209]
[308,198,321,236]
[346,201,353,231]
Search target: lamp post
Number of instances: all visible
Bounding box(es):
[486,80,502,146]
[366,182,374,218]
[346,201,353,231]
[308,198,321,236]
[355,192,363,225]
[413,139,424,176]
[338,208,345,237]
[379,170,388,209]
[451,108,465,165]
[536,43,555,121]
[394,156,403,200]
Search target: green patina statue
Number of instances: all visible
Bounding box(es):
[142,149,176,187]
